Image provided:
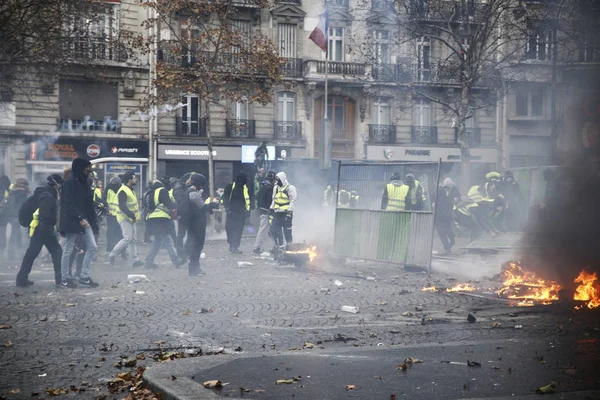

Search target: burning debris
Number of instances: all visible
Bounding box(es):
[573,270,600,309]
[446,284,477,293]
[497,262,562,305]
[420,286,438,292]
[279,244,318,267]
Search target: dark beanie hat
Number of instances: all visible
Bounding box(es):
[121,172,135,182]
[191,173,206,188]
[48,174,64,185]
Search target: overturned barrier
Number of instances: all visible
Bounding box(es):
[333,161,440,271]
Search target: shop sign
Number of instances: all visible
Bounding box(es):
[158,144,240,161]
[28,138,149,161]
[106,164,142,174]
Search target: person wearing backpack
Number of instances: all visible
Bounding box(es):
[180,174,210,276]
[16,174,64,288]
[6,178,30,261]
[59,158,99,288]
[0,175,11,257]
[252,171,275,255]
[222,172,251,254]
[143,179,185,270]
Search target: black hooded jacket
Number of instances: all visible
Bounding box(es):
[35,184,60,233]
[60,158,98,234]
[223,173,250,213]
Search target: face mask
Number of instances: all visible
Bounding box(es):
[277,179,283,187]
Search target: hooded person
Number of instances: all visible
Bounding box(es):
[103,176,124,254]
[59,158,99,288]
[0,175,11,254]
[16,174,64,287]
[253,170,276,254]
[223,172,251,254]
[381,173,407,211]
[269,172,297,249]
[143,179,185,270]
[434,178,461,254]
[179,173,210,276]
[404,173,426,211]
[5,178,30,260]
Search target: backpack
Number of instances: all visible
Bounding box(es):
[175,187,192,219]
[18,193,41,227]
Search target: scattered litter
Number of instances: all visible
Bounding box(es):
[334,280,343,286]
[467,360,482,367]
[367,277,376,281]
[135,291,145,295]
[467,314,477,323]
[492,322,502,328]
[341,305,359,313]
[0,324,12,330]
[320,288,330,293]
[203,380,227,389]
[345,385,356,390]
[127,274,147,284]
[397,363,407,371]
[405,357,423,364]
[415,306,424,312]
[514,325,523,330]
[201,253,206,259]
[38,373,47,377]
[377,343,384,346]
[260,252,271,257]
[276,376,301,385]
[401,312,413,317]
[536,382,557,394]
[237,261,253,268]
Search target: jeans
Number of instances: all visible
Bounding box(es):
[144,230,179,266]
[109,220,138,261]
[61,227,97,281]
[271,212,293,247]
[435,216,455,252]
[176,220,187,258]
[106,215,122,253]
[185,218,206,274]
[17,230,62,284]
[7,220,23,260]
[254,213,272,250]
[225,210,245,250]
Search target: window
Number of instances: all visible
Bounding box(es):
[230,20,251,53]
[579,31,598,62]
[414,99,431,126]
[181,95,201,135]
[59,80,119,132]
[327,97,345,129]
[69,3,119,39]
[526,29,553,61]
[0,102,16,127]
[231,98,249,120]
[278,24,297,58]
[372,98,389,125]
[416,36,431,81]
[516,87,544,117]
[374,30,390,65]
[328,28,344,62]
[277,92,296,121]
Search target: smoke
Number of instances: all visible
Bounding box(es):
[432,252,518,281]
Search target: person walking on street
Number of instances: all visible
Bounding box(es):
[59,158,99,288]
[5,178,30,261]
[178,174,210,276]
[253,171,275,254]
[143,179,185,269]
[223,172,250,254]
[108,172,143,267]
[16,175,64,287]
[0,175,11,258]
[103,177,123,254]
[434,178,460,254]
[270,172,296,249]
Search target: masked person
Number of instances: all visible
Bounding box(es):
[103,177,124,255]
[16,175,64,287]
[0,175,11,258]
[178,174,210,276]
[5,178,30,261]
[253,171,275,254]
[454,195,505,242]
[143,180,185,269]
[223,172,251,254]
[434,178,460,254]
[404,173,426,211]
[60,158,99,288]
[270,172,296,249]
[381,173,407,211]
[108,172,143,268]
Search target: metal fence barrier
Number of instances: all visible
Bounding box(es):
[333,161,441,271]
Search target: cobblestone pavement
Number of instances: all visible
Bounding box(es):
[0,238,594,398]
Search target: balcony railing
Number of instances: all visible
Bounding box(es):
[58,118,120,133]
[368,124,396,144]
[63,36,127,62]
[410,1,485,22]
[281,58,303,78]
[326,0,349,7]
[373,61,460,83]
[226,119,256,138]
[230,0,261,7]
[314,61,366,76]
[372,64,413,82]
[176,116,207,136]
[411,126,438,144]
[332,128,349,140]
[457,127,481,147]
[273,121,302,140]
[275,0,301,3]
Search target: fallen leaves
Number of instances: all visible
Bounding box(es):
[64,303,76,307]
[536,382,557,394]
[183,309,191,316]
[107,366,147,394]
[492,322,502,328]
[0,324,12,330]
[1,340,12,348]
[396,363,408,371]
[45,388,67,396]
[405,357,423,364]
[467,360,482,367]
[203,380,228,389]
[345,384,356,390]
[8,389,20,394]
[114,358,137,368]
[303,342,315,349]
[276,376,302,385]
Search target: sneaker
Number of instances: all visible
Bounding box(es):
[189,269,206,277]
[230,248,243,255]
[60,280,77,289]
[173,258,186,268]
[132,261,144,268]
[79,278,99,288]
[16,279,34,288]
[252,248,261,255]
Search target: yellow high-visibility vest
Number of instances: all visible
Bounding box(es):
[116,185,141,222]
[273,184,290,211]
[107,188,119,217]
[230,183,250,212]
[29,208,40,237]
[385,183,409,211]
[93,187,102,203]
[147,187,171,220]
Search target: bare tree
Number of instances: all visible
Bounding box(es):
[140,0,286,196]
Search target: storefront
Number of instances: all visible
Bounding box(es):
[27,138,149,197]
[157,143,295,190]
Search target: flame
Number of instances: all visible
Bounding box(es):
[286,245,318,263]
[498,262,562,304]
[573,270,600,309]
[446,283,477,293]
[421,286,438,292]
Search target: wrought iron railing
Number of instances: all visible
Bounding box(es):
[226,119,256,138]
[411,126,438,144]
[372,64,413,82]
[368,124,396,144]
[176,116,207,136]
[273,121,302,139]
[315,61,366,75]
[275,0,301,3]
[63,36,127,62]
[58,118,121,133]
[457,127,481,147]
[281,58,303,78]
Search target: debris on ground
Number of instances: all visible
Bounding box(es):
[276,376,301,385]
[127,274,147,284]
[341,305,359,313]
[334,280,343,286]
[467,360,482,367]
[535,382,557,394]
[203,380,227,389]
[467,314,477,323]
[237,262,253,268]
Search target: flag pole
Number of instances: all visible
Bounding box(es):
[323,9,331,169]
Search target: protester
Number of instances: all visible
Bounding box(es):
[434,178,460,254]
[0,175,11,257]
[270,172,296,249]
[253,170,275,254]
[103,177,123,254]
[223,172,250,254]
[5,178,30,261]
[179,174,210,276]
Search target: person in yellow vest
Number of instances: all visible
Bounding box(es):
[404,173,426,211]
[454,195,505,242]
[223,172,251,254]
[323,183,337,207]
[270,171,296,249]
[103,177,123,255]
[0,175,11,257]
[143,180,186,269]
[16,174,64,288]
[381,173,409,211]
[107,172,143,267]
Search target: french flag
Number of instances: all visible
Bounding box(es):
[309,9,328,52]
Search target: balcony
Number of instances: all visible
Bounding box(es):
[368,124,396,144]
[58,118,120,133]
[409,0,485,22]
[275,0,301,3]
[226,119,256,138]
[457,127,481,147]
[372,61,460,84]
[273,121,302,140]
[176,117,207,136]
[411,126,438,144]
[372,0,394,11]
[325,0,349,7]
[311,60,366,76]
[372,64,413,83]
[230,0,261,7]
[281,58,303,78]
[63,36,127,62]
